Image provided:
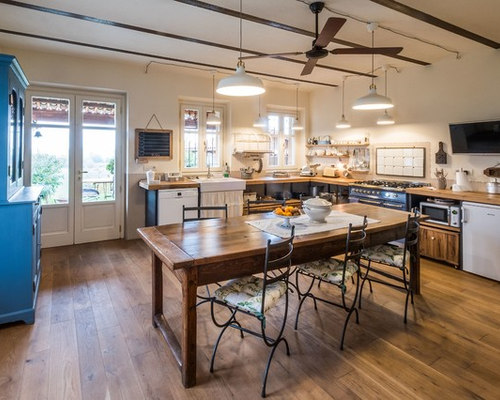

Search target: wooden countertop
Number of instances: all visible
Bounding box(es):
[406,187,500,206]
[243,176,357,186]
[139,176,357,190]
[139,180,199,190]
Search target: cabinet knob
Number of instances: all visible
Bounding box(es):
[431,236,435,240]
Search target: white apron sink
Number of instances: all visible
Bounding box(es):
[194,177,246,192]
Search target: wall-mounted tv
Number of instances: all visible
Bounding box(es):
[449,120,500,154]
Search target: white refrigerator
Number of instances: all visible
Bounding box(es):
[462,202,500,281]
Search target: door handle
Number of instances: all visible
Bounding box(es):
[78,170,88,174]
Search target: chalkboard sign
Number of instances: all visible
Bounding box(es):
[135,129,172,161]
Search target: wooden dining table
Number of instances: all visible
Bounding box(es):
[137,203,420,388]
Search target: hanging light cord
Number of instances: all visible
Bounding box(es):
[341,78,345,115]
[258,95,261,117]
[295,86,299,119]
[384,68,388,96]
[212,74,216,111]
[238,0,243,64]
[370,30,375,87]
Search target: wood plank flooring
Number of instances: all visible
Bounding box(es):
[1,239,499,399]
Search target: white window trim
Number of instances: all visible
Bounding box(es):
[265,108,303,171]
[180,101,226,174]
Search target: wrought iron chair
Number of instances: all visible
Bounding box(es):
[182,204,228,222]
[209,227,295,398]
[182,204,228,305]
[294,217,368,350]
[358,210,420,323]
[246,198,286,214]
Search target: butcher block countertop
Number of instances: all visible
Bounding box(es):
[406,187,500,206]
[244,176,357,185]
[138,180,198,190]
[139,176,357,190]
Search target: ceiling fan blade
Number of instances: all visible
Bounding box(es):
[315,18,346,48]
[331,47,404,55]
[301,58,318,76]
[239,52,304,60]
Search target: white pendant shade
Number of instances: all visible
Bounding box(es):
[376,110,395,125]
[206,111,221,125]
[352,85,394,110]
[336,115,351,129]
[216,63,265,97]
[292,120,303,131]
[253,115,267,128]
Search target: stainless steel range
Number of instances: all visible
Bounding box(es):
[349,180,430,211]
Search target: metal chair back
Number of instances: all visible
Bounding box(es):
[182,204,228,222]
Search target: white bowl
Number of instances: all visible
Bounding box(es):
[303,196,332,222]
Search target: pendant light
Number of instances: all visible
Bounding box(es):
[216,0,265,97]
[377,67,395,125]
[292,85,303,131]
[352,23,394,111]
[336,77,351,129]
[207,73,221,126]
[253,95,267,128]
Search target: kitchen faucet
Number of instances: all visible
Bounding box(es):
[207,164,213,178]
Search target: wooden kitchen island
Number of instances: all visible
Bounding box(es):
[137,203,419,388]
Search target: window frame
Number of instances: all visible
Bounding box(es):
[180,102,225,173]
[265,109,302,171]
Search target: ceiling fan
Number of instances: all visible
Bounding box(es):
[240,2,403,76]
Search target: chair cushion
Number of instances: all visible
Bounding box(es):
[214,275,287,318]
[296,258,358,284]
[361,244,409,268]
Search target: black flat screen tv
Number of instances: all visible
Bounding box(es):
[449,120,500,154]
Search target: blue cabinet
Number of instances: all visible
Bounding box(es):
[0,54,43,325]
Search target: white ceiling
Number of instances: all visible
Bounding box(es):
[0,0,498,89]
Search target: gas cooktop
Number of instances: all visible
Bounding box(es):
[352,180,430,191]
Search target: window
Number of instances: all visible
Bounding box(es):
[181,103,224,172]
[267,111,299,169]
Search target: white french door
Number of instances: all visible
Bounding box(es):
[27,88,124,247]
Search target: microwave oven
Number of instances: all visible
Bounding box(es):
[420,202,461,227]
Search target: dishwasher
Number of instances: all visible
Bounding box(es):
[157,188,198,225]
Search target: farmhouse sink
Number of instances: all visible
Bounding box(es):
[193,177,246,192]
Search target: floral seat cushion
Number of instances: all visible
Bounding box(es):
[296,258,358,284]
[214,275,287,318]
[361,244,409,268]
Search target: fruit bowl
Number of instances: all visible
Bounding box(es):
[273,212,301,229]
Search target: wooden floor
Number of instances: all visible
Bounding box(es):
[1,239,499,400]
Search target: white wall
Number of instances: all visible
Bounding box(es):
[3,47,308,239]
[310,48,500,187]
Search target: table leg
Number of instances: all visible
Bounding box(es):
[152,252,163,327]
[181,267,198,388]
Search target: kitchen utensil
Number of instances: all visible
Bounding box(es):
[303,196,332,223]
[322,166,338,177]
[240,166,254,179]
[434,168,448,189]
[486,180,500,194]
[484,163,500,178]
[435,141,447,164]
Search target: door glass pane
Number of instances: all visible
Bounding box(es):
[31,127,70,204]
[81,128,116,202]
[9,90,17,182]
[82,101,116,127]
[32,97,69,125]
[81,101,117,203]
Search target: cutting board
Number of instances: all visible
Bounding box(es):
[435,141,447,164]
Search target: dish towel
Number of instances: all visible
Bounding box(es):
[246,210,379,238]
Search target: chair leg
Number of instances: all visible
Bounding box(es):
[294,273,316,330]
[261,337,289,398]
[358,261,372,309]
[404,290,410,324]
[210,309,239,372]
[340,307,357,350]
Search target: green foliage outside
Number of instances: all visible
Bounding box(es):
[32,153,65,202]
[106,158,115,175]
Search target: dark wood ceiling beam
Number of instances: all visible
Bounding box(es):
[173,0,430,66]
[368,0,499,49]
[0,0,373,78]
[0,28,338,88]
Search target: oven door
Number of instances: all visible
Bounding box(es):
[349,196,384,207]
[382,201,407,211]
